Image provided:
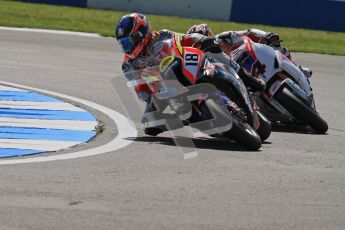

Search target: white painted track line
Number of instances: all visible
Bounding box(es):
[0,101,87,112]
[0,85,27,91]
[0,139,80,151]
[0,117,97,131]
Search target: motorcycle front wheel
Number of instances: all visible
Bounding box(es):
[275,87,328,134]
[200,98,262,150]
[224,116,262,151]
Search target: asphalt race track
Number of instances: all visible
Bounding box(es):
[0,29,345,230]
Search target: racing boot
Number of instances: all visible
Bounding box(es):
[142,113,165,136]
[144,127,164,136]
[238,68,266,92]
[142,118,165,136]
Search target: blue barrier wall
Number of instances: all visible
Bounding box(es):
[19,0,86,7]
[88,0,233,21]
[231,0,345,32]
[16,0,345,32]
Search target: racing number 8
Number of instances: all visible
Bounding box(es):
[185,54,199,66]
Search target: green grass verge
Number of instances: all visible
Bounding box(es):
[1,0,345,56]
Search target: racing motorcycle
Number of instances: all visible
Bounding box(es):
[141,37,272,150]
[232,37,328,133]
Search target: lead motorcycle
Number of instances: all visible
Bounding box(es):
[139,37,271,150]
[232,37,328,133]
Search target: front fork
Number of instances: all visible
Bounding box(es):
[265,77,316,111]
[217,92,260,130]
[279,56,313,101]
[193,92,245,120]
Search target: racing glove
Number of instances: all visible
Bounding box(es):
[265,32,281,47]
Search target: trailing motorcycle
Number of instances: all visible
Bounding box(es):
[232,37,328,133]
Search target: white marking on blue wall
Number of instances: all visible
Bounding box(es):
[0,27,101,37]
[0,84,97,157]
[0,117,96,130]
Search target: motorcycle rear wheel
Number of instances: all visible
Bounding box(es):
[256,110,272,141]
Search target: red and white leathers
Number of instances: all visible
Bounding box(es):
[121,29,250,102]
[215,29,290,59]
[215,29,312,78]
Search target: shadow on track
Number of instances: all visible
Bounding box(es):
[126,136,265,152]
[271,123,327,135]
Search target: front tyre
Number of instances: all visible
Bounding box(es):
[225,117,262,150]
[199,98,261,150]
[275,87,328,134]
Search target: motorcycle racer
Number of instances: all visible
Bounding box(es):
[187,24,312,78]
[116,13,265,103]
[115,13,265,136]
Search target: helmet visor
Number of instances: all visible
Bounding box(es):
[118,36,135,53]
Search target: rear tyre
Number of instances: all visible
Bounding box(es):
[256,111,272,141]
[275,87,328,134]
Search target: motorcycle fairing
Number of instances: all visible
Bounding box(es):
[181,47,204,85]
